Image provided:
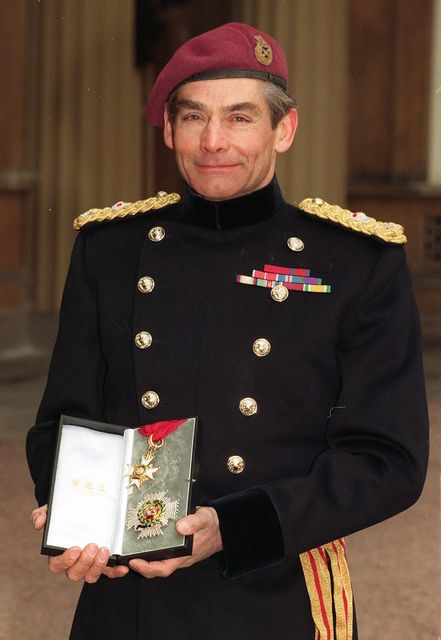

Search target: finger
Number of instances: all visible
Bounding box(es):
[82,547,111,584]
[59,544,98,581]
[31,505,48,530]
[176,507,215,535]
[48,547,82,574]
[129,557,184,578]
[102,565,129,579]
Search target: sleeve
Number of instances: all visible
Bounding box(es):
[26,230,106,506]
[209,246,429,578]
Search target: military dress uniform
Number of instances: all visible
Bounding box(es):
[27,177,429,640]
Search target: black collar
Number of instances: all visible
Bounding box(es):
[181,177,286,230]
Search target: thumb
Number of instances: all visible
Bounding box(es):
[176,507,217,535]
[31,505,48,530]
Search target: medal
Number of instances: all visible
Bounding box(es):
[126,491,179,539]
[127,435,163,488]
[127,419,188,489]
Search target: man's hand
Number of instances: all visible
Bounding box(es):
[30,505,129,582]
[129,506,222,578]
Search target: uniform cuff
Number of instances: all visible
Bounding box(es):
[208,487,284,579]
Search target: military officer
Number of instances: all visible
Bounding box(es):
[27,22,429,640]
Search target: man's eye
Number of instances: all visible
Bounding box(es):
[182,114,201,121]
[232,115,249,123]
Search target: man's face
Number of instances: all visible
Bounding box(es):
[163,78,296,201]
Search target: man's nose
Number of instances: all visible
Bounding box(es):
[200,120,228,153]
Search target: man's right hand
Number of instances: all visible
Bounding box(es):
[31,505,129,583]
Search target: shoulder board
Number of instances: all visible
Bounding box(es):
[297,197,406,244]
[73,191,181,230]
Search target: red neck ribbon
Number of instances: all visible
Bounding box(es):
[138,419,187,442]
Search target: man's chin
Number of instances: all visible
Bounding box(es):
[190,181,245,202]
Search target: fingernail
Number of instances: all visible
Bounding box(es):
[86,543,98,557]
[177,519,190,534]
[66,548,82,562]
[98,547,109,562]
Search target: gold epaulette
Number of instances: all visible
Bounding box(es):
[298,197,406,244]
[73,191,181,230]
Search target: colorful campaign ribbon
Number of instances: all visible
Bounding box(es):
[252,270,322,285]
[237,264,331,294]
[263,264,311,276]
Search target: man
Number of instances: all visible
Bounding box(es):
[27,22,429,639]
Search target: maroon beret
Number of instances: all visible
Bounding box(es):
[146,22,288,127]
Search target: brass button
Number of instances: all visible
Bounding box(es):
[135,331,152,349]
[227,455,245,474]
[271,284,289,302]
[239,397,257,416]
[287,237,304,252]
[253,338,271,357]
[313,197,324,205]
[141,390,159,409]
[156,191,167,197]
[148,226,165,242]
[137,276,155,293]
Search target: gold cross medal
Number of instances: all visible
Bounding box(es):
[127,435,163,489]
[126,491,179,539]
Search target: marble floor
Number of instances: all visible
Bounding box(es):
[0,343,440,639]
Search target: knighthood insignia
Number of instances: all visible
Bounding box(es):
[73,191,181,230]
[237,264,331,301]
[298,197,406,244]
[126,491,179,539]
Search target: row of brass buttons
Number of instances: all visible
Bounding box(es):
[136,227,165,407]
[136,224,273,473]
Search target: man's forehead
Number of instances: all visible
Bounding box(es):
[176,78,267,107]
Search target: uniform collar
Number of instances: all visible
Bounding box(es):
[181,176,285,229]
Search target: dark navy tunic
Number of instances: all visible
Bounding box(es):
[27,178,428,639]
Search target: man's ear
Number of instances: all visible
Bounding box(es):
[274,108,298,154]
[163,110,174,150]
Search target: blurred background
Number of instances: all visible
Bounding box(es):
[0,0,439,638]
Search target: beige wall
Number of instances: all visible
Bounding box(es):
[428,0,441,184]
[237,0,348,206]
[35,0,152,311]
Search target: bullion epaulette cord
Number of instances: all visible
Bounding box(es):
[298,197,407,244]
[73,191,181,230]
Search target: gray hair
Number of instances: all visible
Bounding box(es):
[260,82,297,128]
[166,81,297,130]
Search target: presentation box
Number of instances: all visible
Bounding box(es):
[42,415,197,565]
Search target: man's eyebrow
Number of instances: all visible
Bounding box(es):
[175,99,263,116]
[225,102,262,116]
[176,99,205,111]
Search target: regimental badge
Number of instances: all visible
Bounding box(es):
[254,35,273,66]
[126,491,179,539]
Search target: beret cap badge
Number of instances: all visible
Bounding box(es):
[254,35,273,66]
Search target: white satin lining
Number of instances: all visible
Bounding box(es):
[46,424,133,554]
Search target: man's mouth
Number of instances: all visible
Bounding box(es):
[195,162,240,170]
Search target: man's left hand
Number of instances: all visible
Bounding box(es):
[129,506,222,578]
